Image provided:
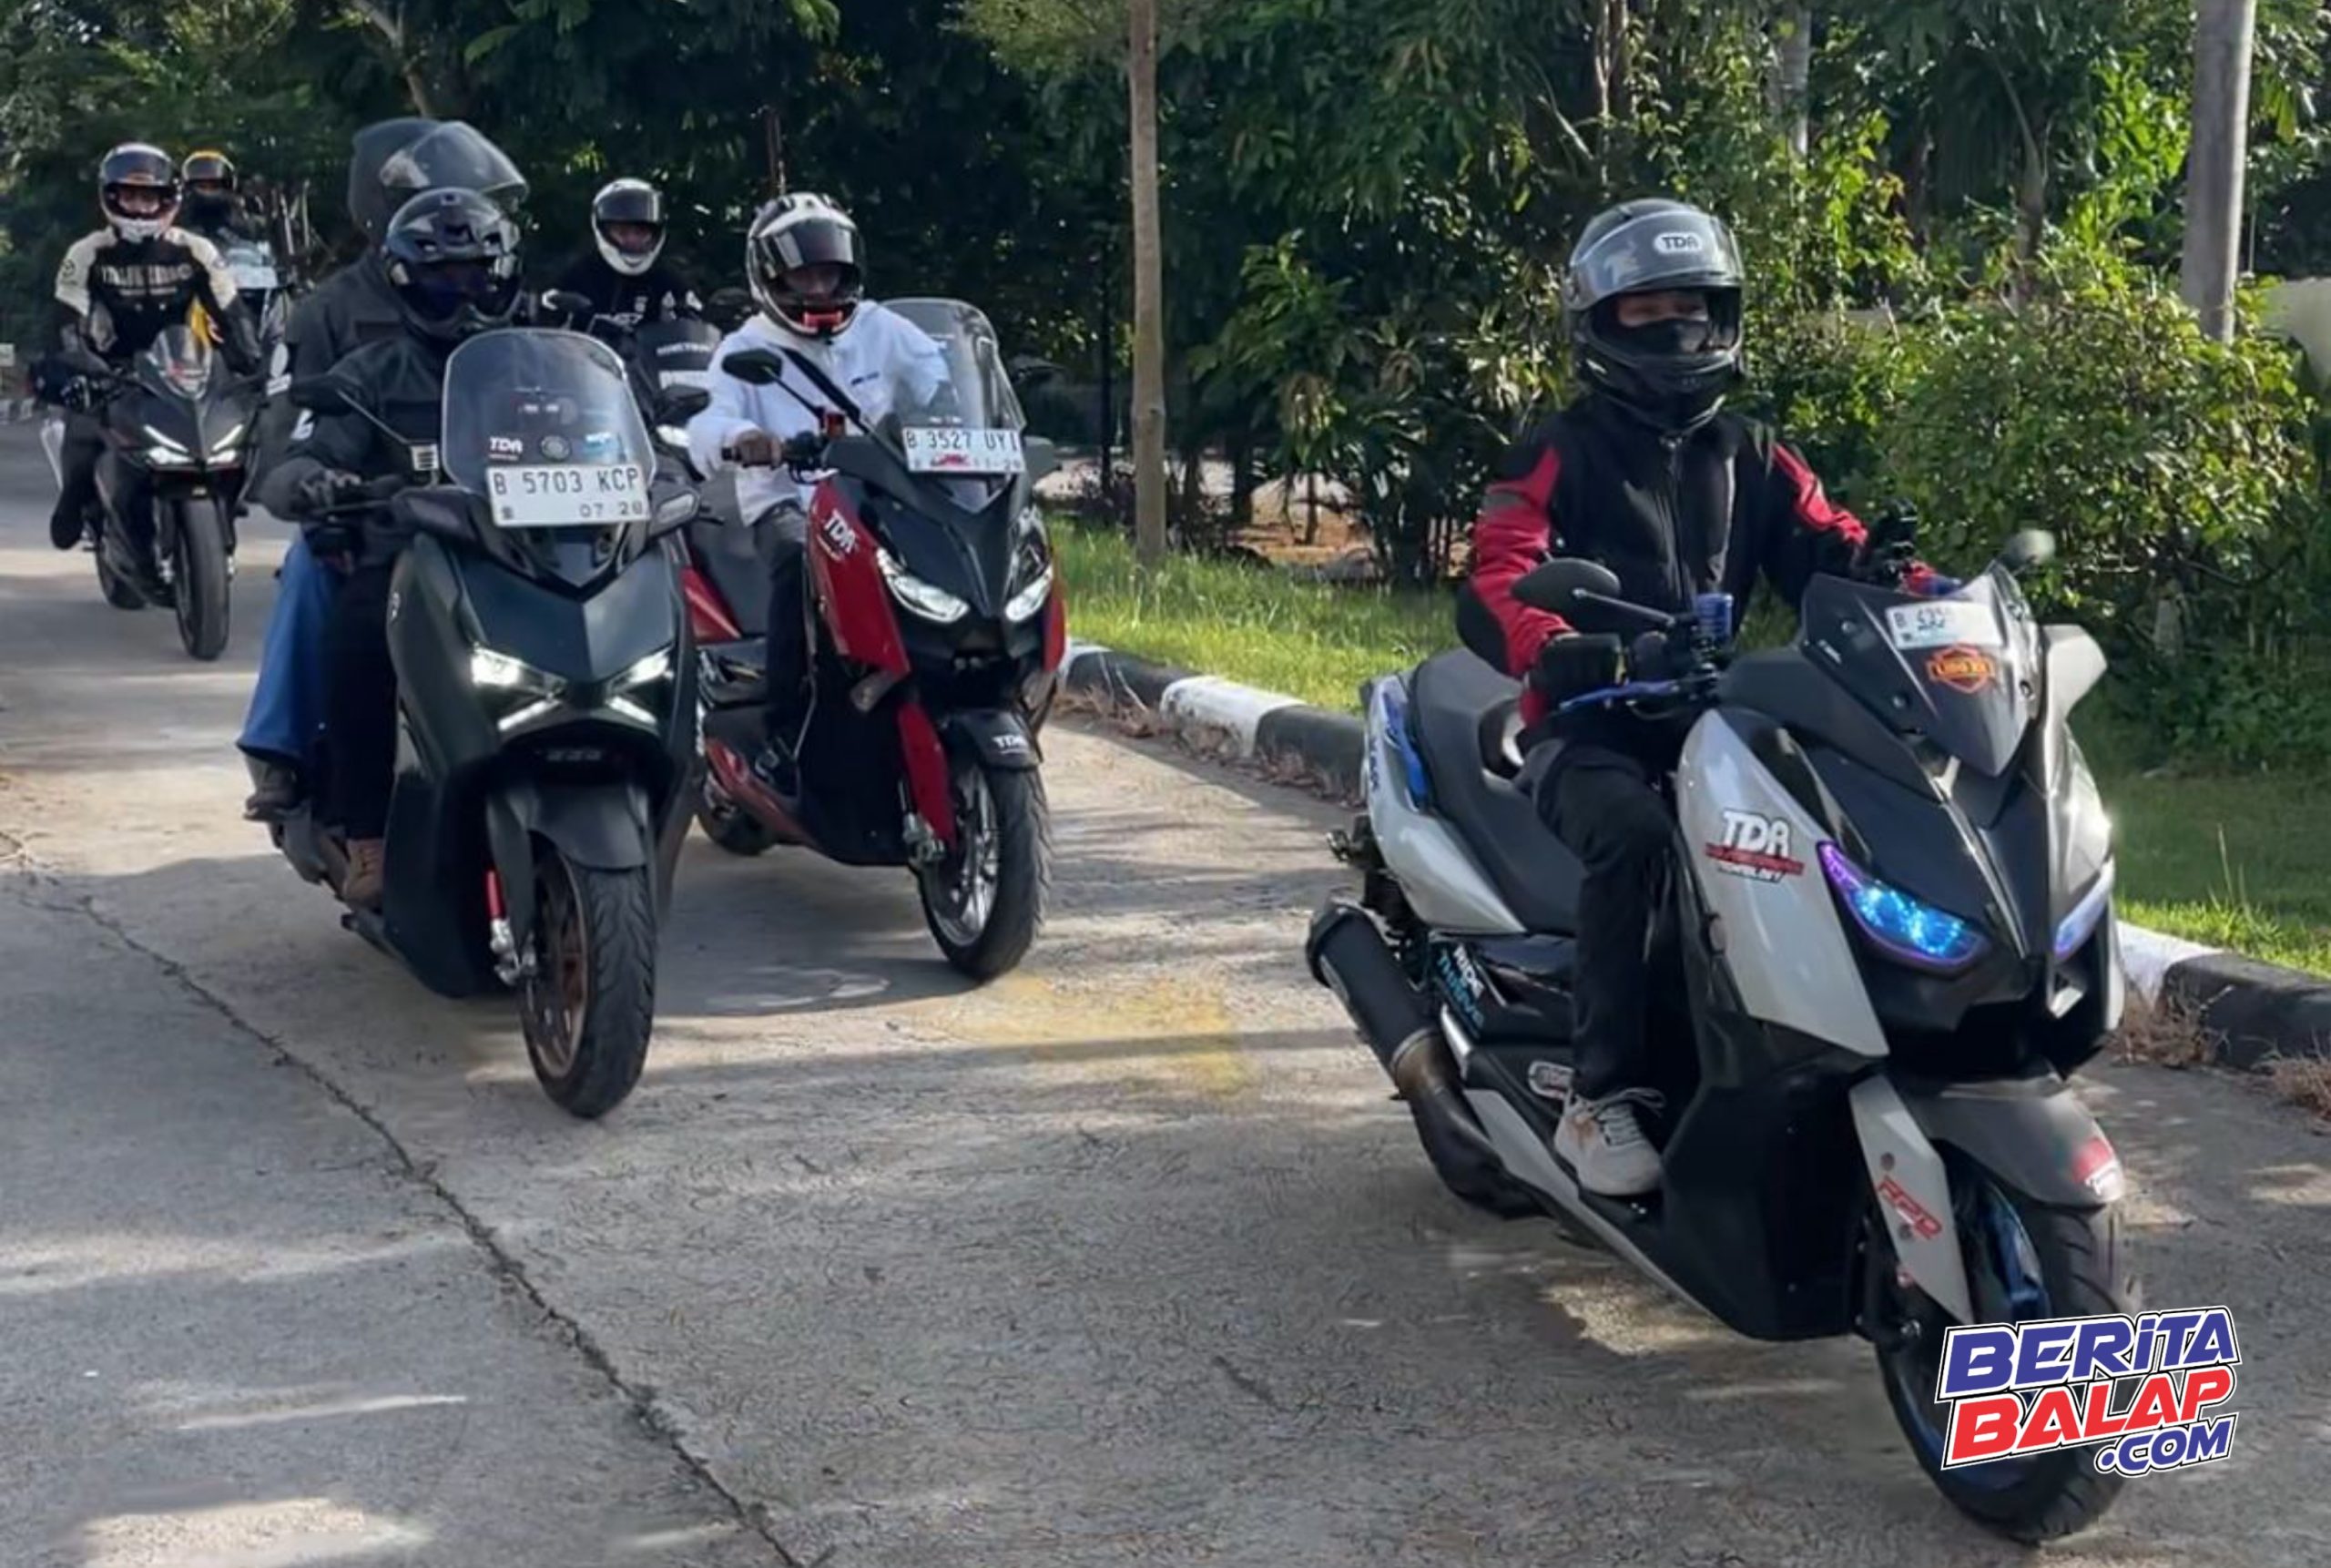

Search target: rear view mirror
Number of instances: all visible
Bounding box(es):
[1023,435,1060,483]
[720,349,785,387]
[649,490,700,537]
[656,385,712,424]
[1513,557,1623,616]
[289,375,354,414]
[390,485,477,545]
[2001,530,2057,574]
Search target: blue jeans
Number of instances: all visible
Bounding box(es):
[238,532,337,768]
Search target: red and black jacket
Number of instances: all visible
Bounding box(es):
[1469,397,1922,724]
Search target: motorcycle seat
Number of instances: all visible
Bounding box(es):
[1408,650,1583,935]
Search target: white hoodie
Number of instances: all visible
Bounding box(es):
[686,303,949,521]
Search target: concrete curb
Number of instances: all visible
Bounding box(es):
[1060,638,2327,1072]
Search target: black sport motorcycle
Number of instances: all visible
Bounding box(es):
[272,328,707,1117]
[41,325,260,659]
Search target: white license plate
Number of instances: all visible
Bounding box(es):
[485,463,649,528]
[1886,598,2001,651]
[901,425,1024,475]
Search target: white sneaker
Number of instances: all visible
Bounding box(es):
[1553,1091,1664,1197]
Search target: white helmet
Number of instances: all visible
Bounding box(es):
[591,178,666,277]
[745,192,864,339]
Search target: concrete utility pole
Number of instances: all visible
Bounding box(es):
[2182,0,2257,342]
[1127,0,1169,565]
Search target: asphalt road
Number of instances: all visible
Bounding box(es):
[2,423,2326,1568]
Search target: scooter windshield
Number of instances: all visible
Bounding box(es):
[442,329,654,529]
[1797,567,2041,778]
[879,298,1028,512]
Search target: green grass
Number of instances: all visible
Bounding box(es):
[1055,520,2331,975]
[1054,522,1447,711]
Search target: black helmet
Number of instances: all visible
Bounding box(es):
[181,149,237,229]
[382,188,524,343]
[1563,199,1745,433]
[592,178,666,277]
[356,122,528,246]
[98,143,180,242]
[745,192,864,339]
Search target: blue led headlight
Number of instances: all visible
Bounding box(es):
[2052,865,2114,962]
[1817,842,1988,974]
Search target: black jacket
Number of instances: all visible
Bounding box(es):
[259,333,452,565]
[1467,395,1896,725]
[255,255,412,480]
[53,225,255,369]
[546,252,700,334]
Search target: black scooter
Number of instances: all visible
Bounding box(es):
[270,327,707,1117]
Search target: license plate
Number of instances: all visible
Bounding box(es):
[485,463,649,528]
[901,425,1024,475]
[1886,598,2001,651]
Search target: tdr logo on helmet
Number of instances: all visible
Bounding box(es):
[1654,231,1707,255]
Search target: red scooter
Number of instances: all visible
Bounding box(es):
[679,299,1066,978]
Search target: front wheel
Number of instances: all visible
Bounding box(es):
[170,497,231,660]
[1868,1163,2136,1543]
[917,760,1050,980]
[519,849,657,1118]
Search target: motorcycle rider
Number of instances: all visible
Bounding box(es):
[545,178,701,335]
[1464,198,1949,1198]
[686,192,948,797]
[179,150,257,243]
[238,120,528,822]
[258,187,526,911]
[46,143,258,596]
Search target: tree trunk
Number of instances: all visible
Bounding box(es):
[1776,5,1812,161]
[2183,0,2258,342]
[1127,0,1169,566]
[2015,119,2050,262]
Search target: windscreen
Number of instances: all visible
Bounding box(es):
[878,298,1026,507]
[1797,566,2040,776]
[139,324,215,400]
[442,329,653,532]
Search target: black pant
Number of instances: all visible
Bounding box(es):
[759,504,810,745]
[326,562,398,840]
[1537,742,1675,1101]
[53,413,104,536]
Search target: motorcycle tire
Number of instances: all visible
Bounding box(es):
[171,497,232,661]
[918,760,1051,981]
[1871,1168,2134,1543]
[520,850,657,1119]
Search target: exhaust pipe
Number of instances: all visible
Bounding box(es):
[1307,898,1511,1187]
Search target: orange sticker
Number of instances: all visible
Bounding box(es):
[1927,645,1997,695]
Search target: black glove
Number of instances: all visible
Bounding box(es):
[303,520,361,565]
[780,431,825,468]
[292,468,364,517]
[1627,630,1686,682]
[1530,633,1624,704]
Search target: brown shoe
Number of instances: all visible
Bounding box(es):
[342,839,386,911]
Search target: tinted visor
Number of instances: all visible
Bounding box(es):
[381,124,528,207]
[410,258,519,321]
[595,184,663,228]
[758,219,860,274]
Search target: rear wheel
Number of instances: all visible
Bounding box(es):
[918,760,1050,980]
[170,498,231,660]
[519,849,657,1118]
[1868,1162,2136,1542]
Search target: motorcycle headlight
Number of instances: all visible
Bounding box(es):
[612,647,672,692]
[143,424,196,466]
[877,548,970,624]
[1004,563,1054,624]
[1817,843,1988,975]
[209,420,248,457]
[471,647,561,696]
[2052,864,2114,962]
